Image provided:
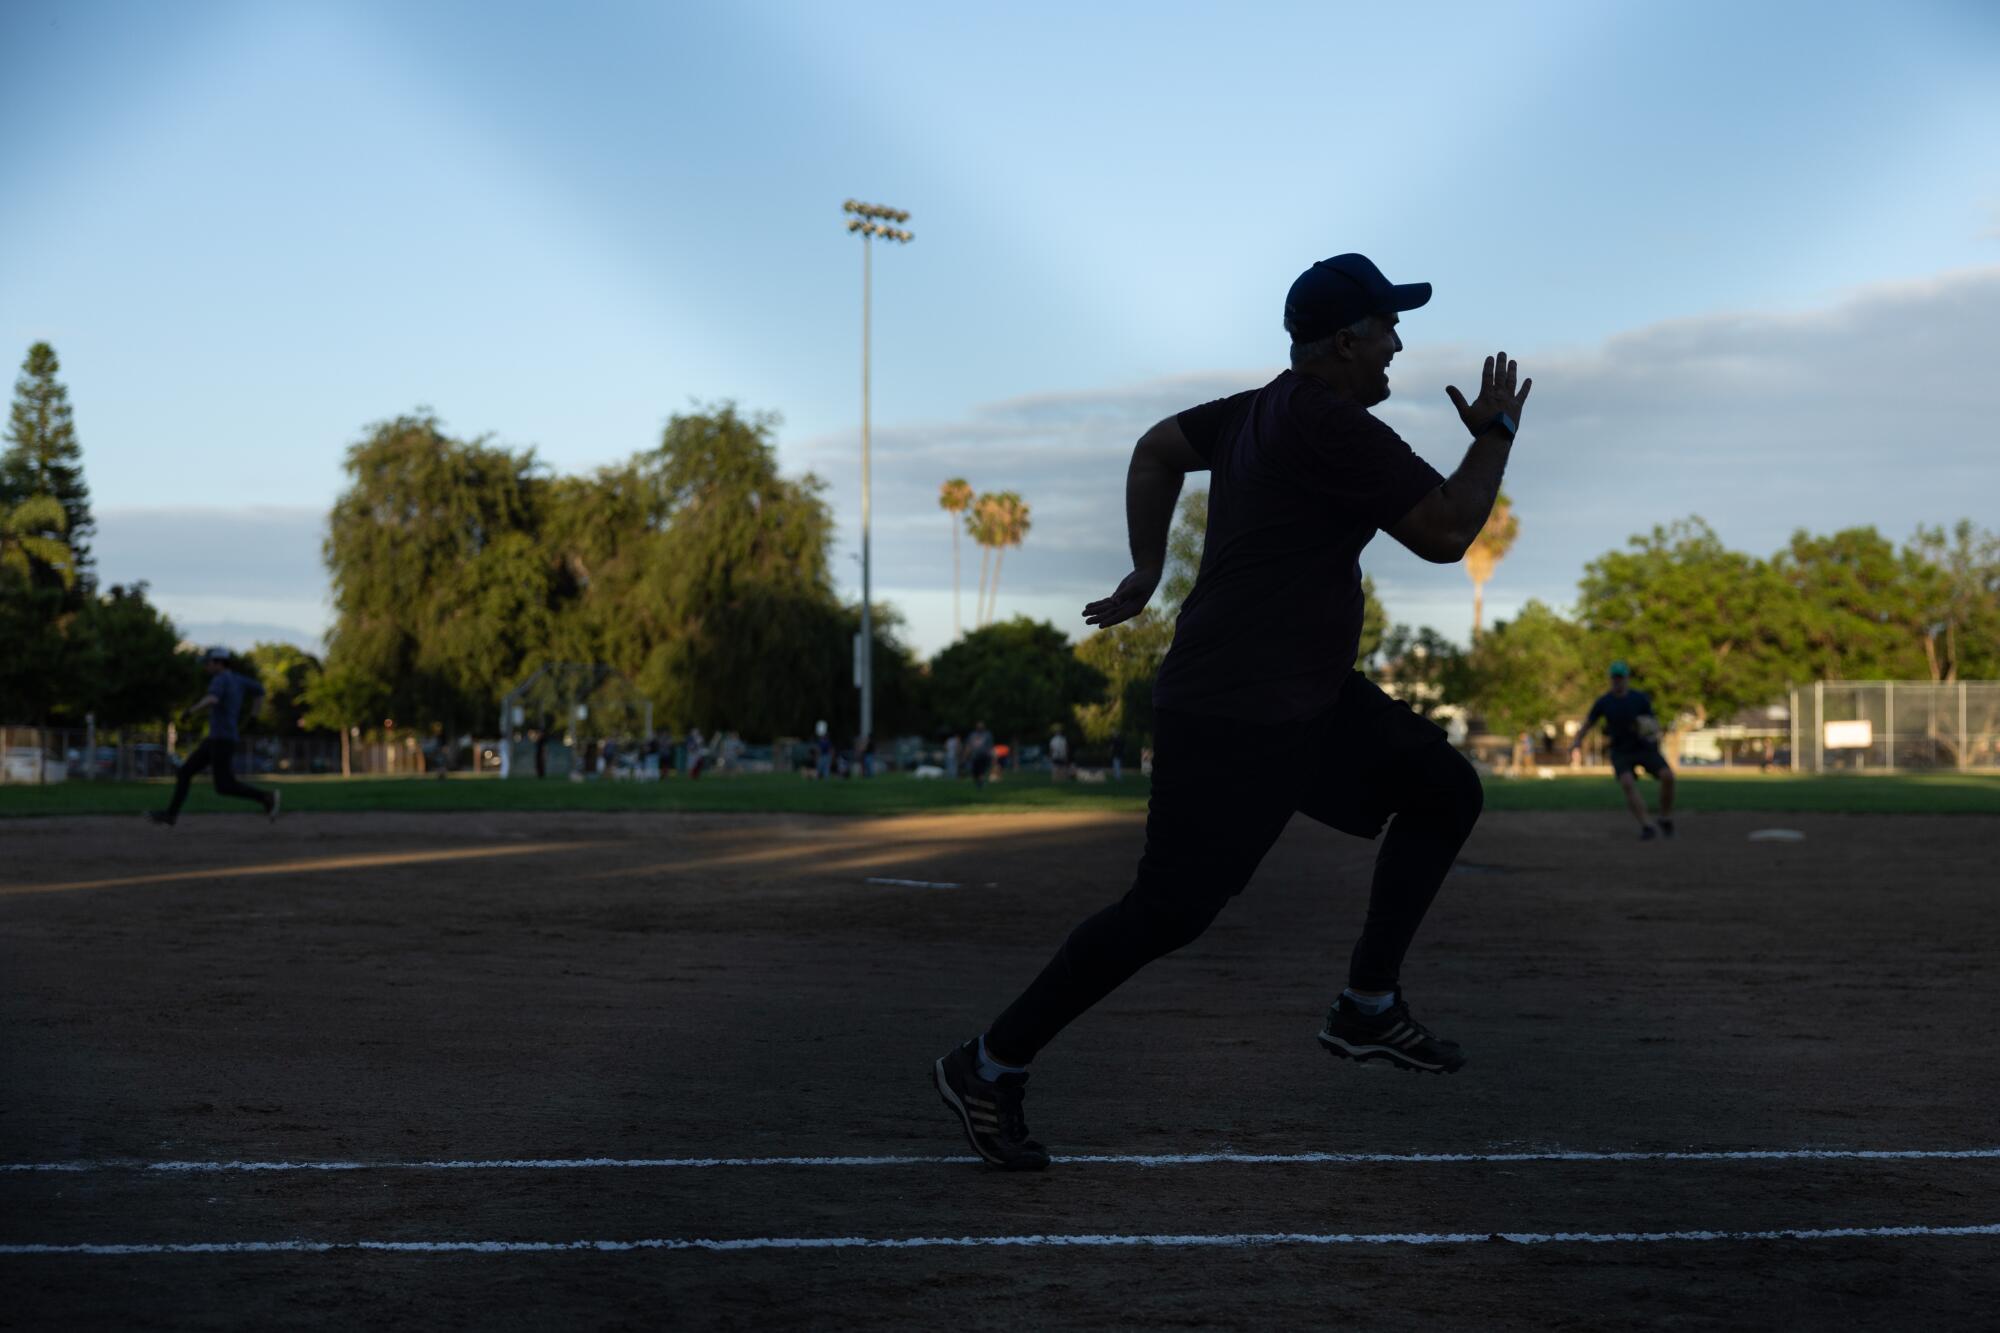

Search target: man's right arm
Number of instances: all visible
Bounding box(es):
[1082,416,1206,629]
[1570,701,1601,755]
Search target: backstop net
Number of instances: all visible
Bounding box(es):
[1789,680,2000,772]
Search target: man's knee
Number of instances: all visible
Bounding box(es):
[1408,741,1483,826]
[1122,876,1229,954]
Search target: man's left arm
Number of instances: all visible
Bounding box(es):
[1388,351,1531,563]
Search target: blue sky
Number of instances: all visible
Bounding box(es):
[3,0,1997,655]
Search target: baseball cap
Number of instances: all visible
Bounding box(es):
[204,645,231,662]
[1284,253,1432,344]
[1608,659,1631,677]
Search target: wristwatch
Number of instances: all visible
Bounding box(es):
[1476,411,1518,441]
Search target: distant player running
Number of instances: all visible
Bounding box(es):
[1570,659,1675,840]
[147,647,280,827]
[933,253,1530,1170]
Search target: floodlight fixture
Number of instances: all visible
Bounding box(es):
[842,199,915,743]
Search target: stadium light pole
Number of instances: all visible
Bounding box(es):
[842,199,913,747]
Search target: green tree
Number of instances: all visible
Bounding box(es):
[0,495,76,721]
[302,658,389,776]
[1072,610,1174,746]
[60,583,197,728]
[1907,520,2000,682]
[0,493,74,589]
[1771,527,1930,681]
[1576,517,1791,727]
[931,617,1107,746]
[1464,599,1593,735]
[1159,486,1208,611]
[3,343,93,600]
[1373,624,1471,721]
[605,404,845,737]
[322,412,554,736]
[245,642,326,734]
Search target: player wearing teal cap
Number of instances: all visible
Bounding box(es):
[1571,660,1675,840]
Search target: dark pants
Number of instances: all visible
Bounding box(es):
[166,738,271,817]
[985,673,1484,1064]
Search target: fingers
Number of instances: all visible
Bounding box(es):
[1445,385,1468,412]
[1515,377,1532,409]
[1481,355,1495,397]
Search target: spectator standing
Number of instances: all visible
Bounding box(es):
[968,721,994,788]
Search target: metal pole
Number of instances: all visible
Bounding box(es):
[859,233,874,744]
[1884,680,1895,773]
[1814,680,1823,774]
[1960,680,1969,772]
[1790,688,1799,774]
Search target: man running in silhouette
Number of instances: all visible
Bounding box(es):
[934,253,1530,1169]
[148,647,280,827]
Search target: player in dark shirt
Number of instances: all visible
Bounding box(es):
[147,647,280,827]
[934,253,1532,1169]
[1571,659,1676,840]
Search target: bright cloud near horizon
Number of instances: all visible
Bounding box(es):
[4,0,1997,658]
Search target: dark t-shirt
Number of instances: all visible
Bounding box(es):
[1153,371,1445,722]
[205,669,264,742]
[1580,689,1658,752]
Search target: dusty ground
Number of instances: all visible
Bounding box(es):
[3,807,1997,1330]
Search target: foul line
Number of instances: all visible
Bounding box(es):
[10,1147,2000,1174]
[2,843,601,897]
[5,1223,1999,1256]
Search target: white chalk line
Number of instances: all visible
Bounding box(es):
[10,1147,2000,1174]
[5,1223,2000,1256]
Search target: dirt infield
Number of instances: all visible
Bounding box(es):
[4,807,1998,1329]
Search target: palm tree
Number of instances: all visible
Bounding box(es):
[0,494,75,588]
[967,492,1002,628]
[1465,491,1518,642]
[983,492,1031,626]
[939,478,973,639]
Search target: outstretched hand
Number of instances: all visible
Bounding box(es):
[1445,350,1532,436]
[1083,566,1161,630]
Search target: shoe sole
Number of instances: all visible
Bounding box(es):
[931,1058,1048,1172]
[1316,1031,1464,1074]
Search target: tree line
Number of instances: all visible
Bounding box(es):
[4,339,1995,758]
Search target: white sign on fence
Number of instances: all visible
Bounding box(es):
[1823,720,1874,749]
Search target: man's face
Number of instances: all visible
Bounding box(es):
[1342,313,1403,406]
[204,659,225,676]
[1610,674,1629,695]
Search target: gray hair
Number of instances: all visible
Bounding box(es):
[1289,314,1378,370]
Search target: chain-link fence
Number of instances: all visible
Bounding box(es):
[0,725,505,782]
[1788,681,2000,772]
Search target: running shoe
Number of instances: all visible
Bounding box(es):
[267,789,283,823]
[1318,995,1466,1074]
[144,811,176,828]
[1639,824,1659,841]
[1658,818,1675,839]
[932,1038,1050,1171]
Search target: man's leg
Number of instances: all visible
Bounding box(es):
[1653,757,1676,836]
[983,713,1294,1064]
[1336,740,1485,996]
[1617,769,1652,828]
[159,740,214,821]
[207,739,273,813]
[1295,679,1482,1072]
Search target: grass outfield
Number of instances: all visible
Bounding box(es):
[3,768,1999,818]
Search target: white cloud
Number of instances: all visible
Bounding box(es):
[800,266,2000,654]
[88,267,2000,662]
